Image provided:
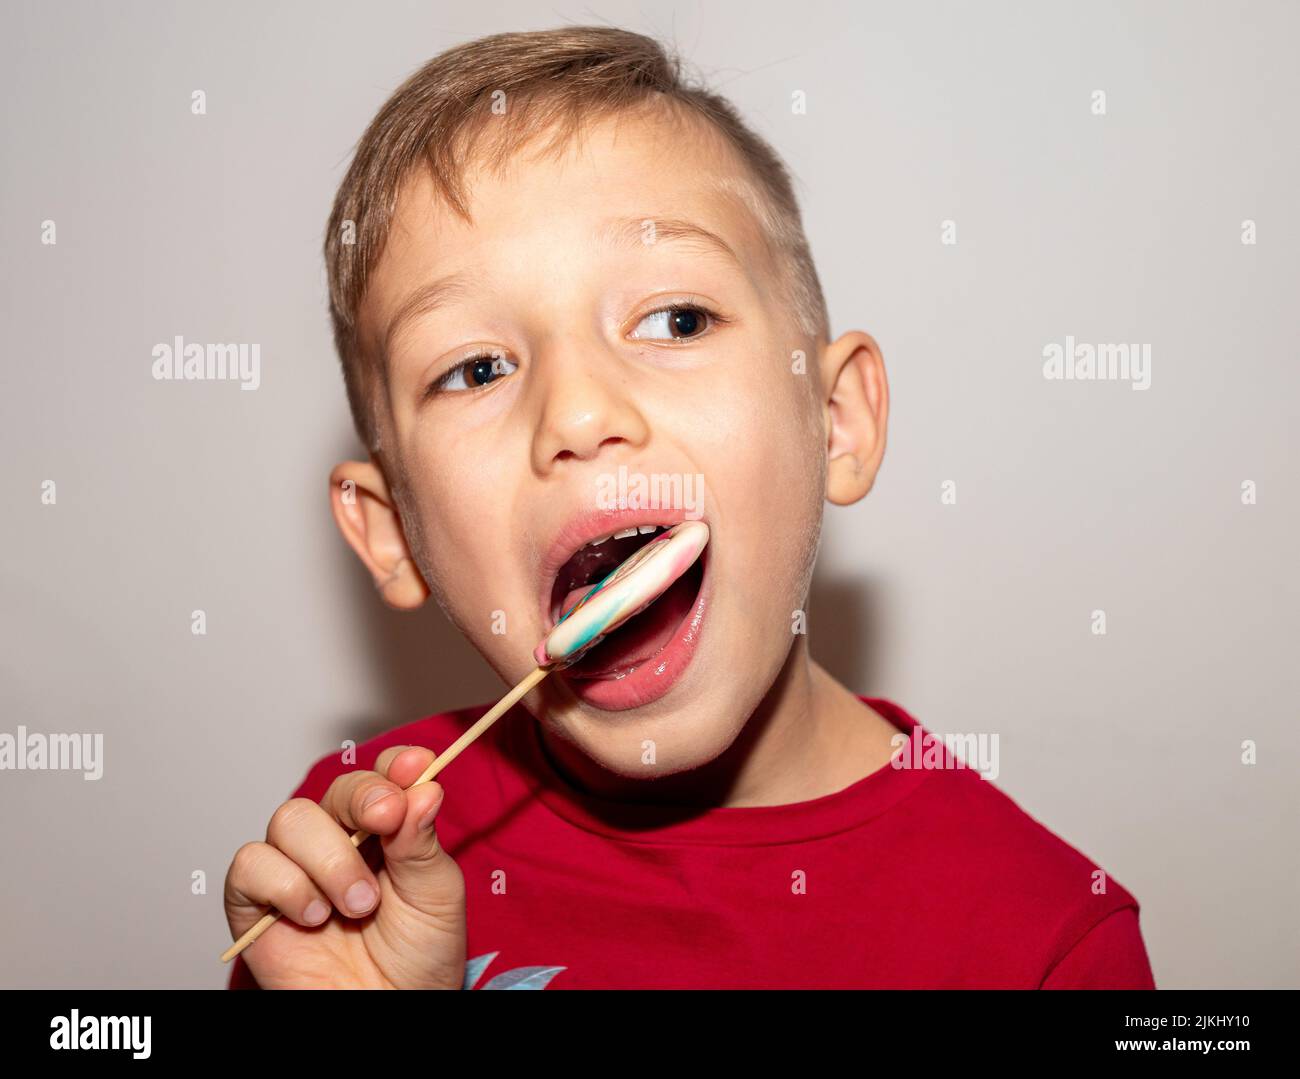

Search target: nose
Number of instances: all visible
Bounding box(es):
[529,335,651,475]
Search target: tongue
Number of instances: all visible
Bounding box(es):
[561,564,699,678]
[559,583,600,617]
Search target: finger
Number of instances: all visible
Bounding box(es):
[319,769,407,836]
[224,841,332,940]
[376,744,438,788]
[378,780,465,921]
[265,798,381,919]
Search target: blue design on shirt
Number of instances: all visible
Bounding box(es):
[463,951,566,990]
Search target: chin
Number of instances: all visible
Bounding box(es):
[545,660,755,776]
[562,711,743,781]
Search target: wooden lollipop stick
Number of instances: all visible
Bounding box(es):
[219,665,550,963]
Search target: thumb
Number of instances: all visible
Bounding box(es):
[378,779,466,921]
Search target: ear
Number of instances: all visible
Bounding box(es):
[819,330,889,505]
[328,458,430,610]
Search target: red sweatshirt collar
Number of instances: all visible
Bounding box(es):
[505,695,935,846]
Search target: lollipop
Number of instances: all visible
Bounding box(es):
[222,518,710,963]
[535,520,710,668]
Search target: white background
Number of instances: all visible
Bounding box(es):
[2,0,1296,987]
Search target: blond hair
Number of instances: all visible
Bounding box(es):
[325,26,830,450]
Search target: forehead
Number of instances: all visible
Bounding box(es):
[359,109,775,344]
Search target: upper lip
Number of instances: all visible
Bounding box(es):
[536,504,705,629]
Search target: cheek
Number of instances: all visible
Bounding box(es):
[687,354,825,619]
[400,442,519,621]
[688,350,821,517]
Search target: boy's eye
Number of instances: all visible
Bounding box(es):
[426,303,719,398]
[629,304,714,341]
[431,352,518,394]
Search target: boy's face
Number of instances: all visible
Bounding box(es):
[334,107,887,780]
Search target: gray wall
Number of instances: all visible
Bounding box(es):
[2,0,1295,988]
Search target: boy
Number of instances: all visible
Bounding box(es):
[224,26,1155,989]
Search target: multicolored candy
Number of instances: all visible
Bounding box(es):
[533,520,709,668]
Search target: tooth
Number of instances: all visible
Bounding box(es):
[637,525,658,534]
[588,533,611,547]
[612,527,639,539]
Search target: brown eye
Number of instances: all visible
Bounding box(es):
[431,352,517,394]
[465,358,498,385]
[629,305,714,341]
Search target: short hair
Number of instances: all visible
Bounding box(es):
[325,26,830,451]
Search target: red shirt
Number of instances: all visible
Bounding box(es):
[229,696,1155,989]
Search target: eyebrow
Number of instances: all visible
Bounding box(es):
[383,214,742,356]
[597,214,743,267]
[383,273,472,356]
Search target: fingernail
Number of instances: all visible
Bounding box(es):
[303,899,330,925]
[361,787,398,812]
[345,880,377,915]
[418,787,443,831]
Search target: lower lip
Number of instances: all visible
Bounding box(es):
[557,551,709,712]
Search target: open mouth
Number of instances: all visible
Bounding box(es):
[543,519,708,683]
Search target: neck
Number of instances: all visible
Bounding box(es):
[535,638,902,809]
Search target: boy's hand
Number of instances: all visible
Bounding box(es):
[224,745,466,989]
